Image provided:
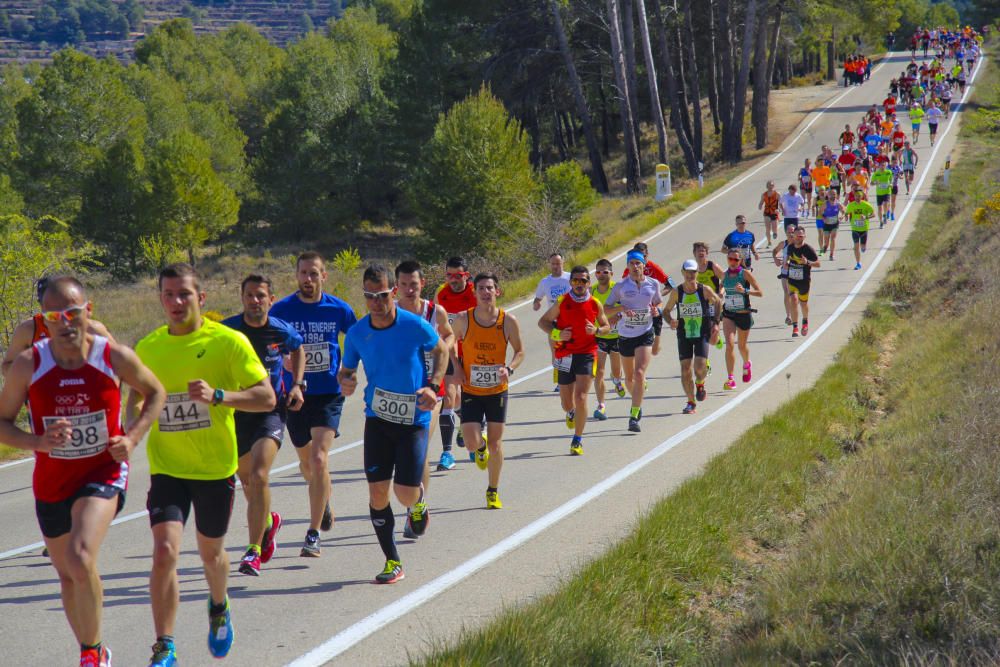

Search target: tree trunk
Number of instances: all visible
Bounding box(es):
[751,6,768,149]
[598,77,611,157]
[707,0,721,134]
[723,0,758,162]
[651,0,697,175]
[606,0,643,193]
[681,0,704,162]
[635,0,668,164]
[717,0,734,133]
[553,108,568,161]
[765,7,781,84]
[827,24,836,81]
[621,0,643,152]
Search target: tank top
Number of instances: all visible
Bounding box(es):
[721,269,751,313]
[554,294,600,357]
[462,308,509,396]
[762,191,779,215]
[28,336,127,503]
[31,313,50,343]
[695,261,721,291]
[420,300,446,397]
[675,285,711,340]
[823,200,841,221]
[590,282,619,340]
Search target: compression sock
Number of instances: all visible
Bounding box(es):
[370,504,399,561]
[439,409,455,451]
[630,406,640,419]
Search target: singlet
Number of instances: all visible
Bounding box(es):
[607,277,662,338]
[762,190,779,216]
[786,244,818,283]
[696,262,721,292]
[901,148,916,168]
[591,282,619,340]
[721,268,751,314]
[221,314,303,402]
[461,308,509,396]
[674,285,711,340]
[269,291,358,395]
[28,336,126,503]
[799,168,812,186]
[136,319,268,480]
[31,313,50,343]
[341,308,440,427]
[419,299,447,397]
[553,294,600,357]
[823,200,842,222]
[435,282,477,323]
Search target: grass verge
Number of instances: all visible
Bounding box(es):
[415,55,1000,666]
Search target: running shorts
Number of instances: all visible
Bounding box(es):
[892,185,899,195]
[236,408,286,457]
[784,217,800,227]
[876,193,890,205]
[823,221,840,233]
[801,183,813,193]
[36,482,125,539]
[618,330,655,358]
[461,391,507,425]
[362,417,428,487]
[788,279,811,302]
[147,474,235,538]
[555,353,597,385]
[723,311,754,331]
[912,122,921,130]
[852,230,869,245]
[815,218,824,230]
[596,337,620,355]
[676,334,710,361]
[288,393,345,446]
[929,123,939,134]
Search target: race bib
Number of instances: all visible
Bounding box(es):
[423,350,434,377]
[159,392,212,433]
[739,246,751,259]
[303,342,330,373]
[44,411,110,459]
[470,364,503,389]
[678,302,703,319]
[624,308,651,327]
[447,312,457,326]
[724,293,745,311]
[553,355,572,372]
[788,264,806,281]
[372,387,416,425]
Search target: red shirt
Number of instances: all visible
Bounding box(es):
[31,313,50,343]
[435,282,477,318]
[892,130,906,148]
[28,336,126,503]
[884,97,897,114]
[838,153,858,174]
[553,295,600,357]
[839,131,855,147]
[620,259,669,285]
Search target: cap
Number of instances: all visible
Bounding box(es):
[682,259,698,272]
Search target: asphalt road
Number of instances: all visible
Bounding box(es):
[0,52,984,667]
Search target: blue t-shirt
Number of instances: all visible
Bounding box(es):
[864,133,883,155]
[342,308,440,427]
[221,314,303,401]
[723,230,756,250]
[269,292,358,395]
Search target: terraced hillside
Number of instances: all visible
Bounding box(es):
[0,0,338,63]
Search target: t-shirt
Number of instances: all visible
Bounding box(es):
[864,133,884,155]
[909,107,925,124]
[786,244,818,283]
[222,314,303,401]
[723,229,757,263]
[838,153,857,172]
[846,200,875,232]
[779,192,804,218]
[871,169,893,195]
[435,282,477,318]
[925,107,944,124]
[341,309,439,427]
[607,277,662,338]
[269,292,357,395]
[811,165,832,187]
[136,319,268,480]
[534,273,571,308]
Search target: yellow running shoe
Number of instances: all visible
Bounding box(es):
[475,445,489,470]
[569,439,583,456]
[565,410,575,430]
[486,489,503,509]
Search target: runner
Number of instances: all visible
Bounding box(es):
[889,151,903,222]
[0,277,165,667]
[871,161,894,229]
[925,101,944,146]
[771,222,799,327]
[821,189,843,260]
[909,102,925,144]
[780,184,805,229]
[222,275,305,577]
[845,186,876,271]
[434,256,478,467]
[693,241,726,372]
[618,242,670,356]
[784,229,820,338]
[538,266,610,455]
[449,273,525,509]
[394,260,455,538]
[269,251,357,557]
[590,258,626,422]
[603,250,662,432]
[839,124,855,149]
[798,158,814,213]
[662,260,722,414]
[900,141,919,194]
[134,263,275,666]
[338,264,448,583]
[719,249,763,391]
[532,252,570,388]
[757,180,780,244]
[811,186,827,252]
[721,214,759,270]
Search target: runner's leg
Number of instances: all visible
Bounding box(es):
[240,437,279,548]
[150,521,184,637]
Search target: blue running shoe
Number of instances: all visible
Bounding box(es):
[436,450,456,471]
[208,597,234,658]
[148,640,176,667]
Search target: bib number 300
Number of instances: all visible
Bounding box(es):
[44,411,110,459]
[373,388,416,425]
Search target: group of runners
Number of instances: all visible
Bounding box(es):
[0,33,982,667]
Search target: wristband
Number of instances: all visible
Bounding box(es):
[212,388,225,406]
[506,365,515,377]
[550,328,562,342]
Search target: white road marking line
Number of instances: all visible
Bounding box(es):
[286,55,981,667]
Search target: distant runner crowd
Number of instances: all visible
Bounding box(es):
[0,24,983,667]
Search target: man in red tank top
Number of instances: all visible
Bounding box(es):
[537,266,611,456]
[0,276,165,667]
[434,257,478,462]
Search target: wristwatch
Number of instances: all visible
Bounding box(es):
[427,382,441,394]
[212,388,225,406]
[506,365,515,376]
[293,379,308,391]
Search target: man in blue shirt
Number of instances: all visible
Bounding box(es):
[270,251,358,558]
[223,274,304,576]
[864,132,884,156]
[339,264,447,584]
[721,215,759,269]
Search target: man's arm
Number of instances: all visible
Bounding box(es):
[110,344,166,463]
[189,377,275,412]
[286,347,306,410]
[1,319,33,377]
[503,314,526,376]
[433,305,456,354]
[0,352,67,452]
[594,301,611,336]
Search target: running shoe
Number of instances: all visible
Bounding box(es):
[829,253,835,261]
[715,336,724,350]
[238,548,261,576]
[436,451,456,471]
[80,646,111,667]
[880,219,885,229]
[207,597,234,658]
[695,383,707,402]
[613,379,626,398]
[320,503,333,532]
[475,445,489,470]
[742,361,752,383]
[375,559,405,584]
[723,377,737,391]
[485,490,503,509]
[855,262,862,270]
[682,401,697,415]
[148,641,176,667]
[593,404,607,421]
[408,501,429,537]
[569,438,584,456]
[628,417,641,433]
[819,247,825,255]
[300,531,320,558]
[260,511,281,564]
[792,325,800,338]
[456,432,465,448]
[402,519,417,539]
[565,410,575,430]
[801,322,809,337]
[785,316,793,326]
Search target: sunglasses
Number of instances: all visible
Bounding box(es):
[445,271,469,279]
[363,289,393,301]
[594,269,611,275]
[727,257,741,263]
[41,302,89,323]
[570,277,589,286]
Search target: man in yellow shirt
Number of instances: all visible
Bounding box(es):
[134,263,275,667]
